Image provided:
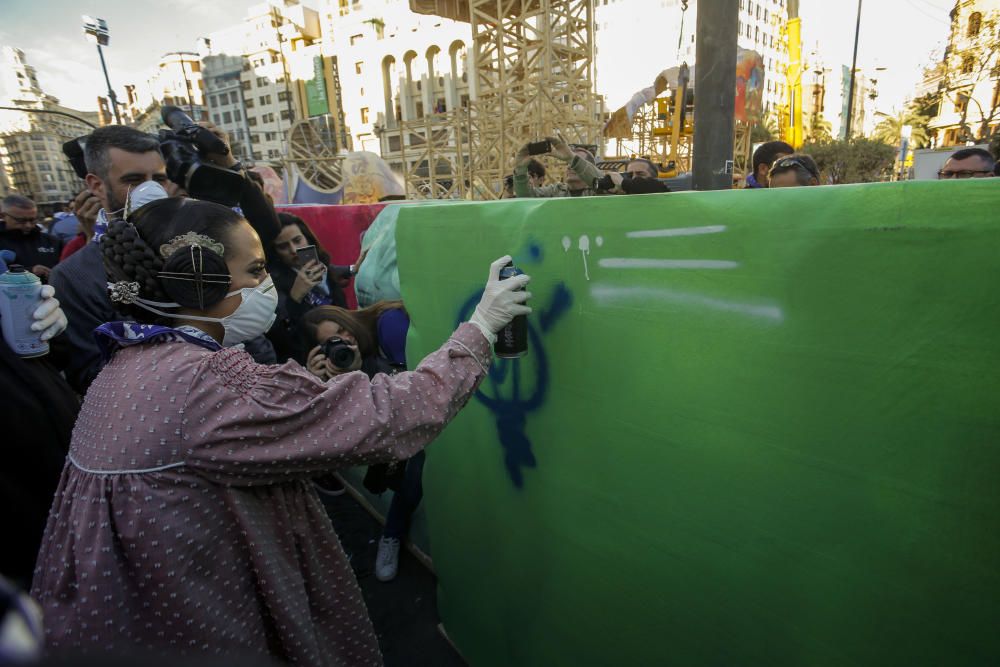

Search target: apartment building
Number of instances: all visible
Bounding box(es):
[202,53,254,162]
[318,0,472,154]
[0,47,98,205]
[205,0,321,162]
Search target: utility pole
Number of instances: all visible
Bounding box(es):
[692,0,739,190]
[844,0,863,139]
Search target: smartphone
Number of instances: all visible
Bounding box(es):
[527,140,551,156]
[296,245,320,267]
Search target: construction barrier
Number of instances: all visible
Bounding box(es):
[392,181,999,666]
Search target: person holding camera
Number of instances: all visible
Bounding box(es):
[265,213,348,365]
[50,121,281,393]
[30,194,530,663]
[512,136,604,198]
[302,302,418,581]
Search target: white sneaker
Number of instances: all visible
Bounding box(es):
[375,537,400,582]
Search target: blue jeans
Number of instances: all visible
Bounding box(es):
[383,450,425,539]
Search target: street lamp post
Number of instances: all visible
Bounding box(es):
[83,15,123,125]
[844,0,863,139]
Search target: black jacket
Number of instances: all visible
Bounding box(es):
[0,228,62,272]
[0,340,79,586]
[267,261,347,364]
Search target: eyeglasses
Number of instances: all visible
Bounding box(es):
[771,156,819,179]
[937,170,993,179]
[3,213,38,224]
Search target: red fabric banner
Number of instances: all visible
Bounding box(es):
[276,204,385,309]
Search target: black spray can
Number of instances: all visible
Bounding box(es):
[494,262,528,359]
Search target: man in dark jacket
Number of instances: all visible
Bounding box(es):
[0,195,62,282]
[50,125,280,393]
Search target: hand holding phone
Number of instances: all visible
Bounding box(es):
[527,140,552,156]
[296,245,320,267]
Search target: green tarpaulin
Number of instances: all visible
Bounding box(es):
[394,181,999,666]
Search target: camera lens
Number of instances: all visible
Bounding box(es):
[322,337,359,370]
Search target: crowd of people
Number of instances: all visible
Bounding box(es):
[0,122,533,665]
[0,119,995,665]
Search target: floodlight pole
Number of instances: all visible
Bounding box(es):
[95,44,122,125]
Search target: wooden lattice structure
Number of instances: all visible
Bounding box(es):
[384,110,470,199]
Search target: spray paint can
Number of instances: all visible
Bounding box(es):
[494,262,527,359]
[0,266,48,357]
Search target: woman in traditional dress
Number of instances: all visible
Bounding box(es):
[30,196,530,665]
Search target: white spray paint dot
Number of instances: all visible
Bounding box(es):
[561,236,571,252]
[578,235,591,281]
[596,236,604,247]
[578,235,590,252]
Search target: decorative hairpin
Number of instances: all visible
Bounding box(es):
[159,232,225,260]
[108,281,140,304]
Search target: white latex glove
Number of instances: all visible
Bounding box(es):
[469,255,532,345]
[30,285,68,341]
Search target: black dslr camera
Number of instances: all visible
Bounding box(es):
[158,106,244,206]
[322,337,360,371]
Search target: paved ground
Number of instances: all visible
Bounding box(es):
[319,491,467,667]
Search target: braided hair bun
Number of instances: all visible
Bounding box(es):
[101,197,245,323]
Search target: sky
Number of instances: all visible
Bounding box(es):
[0,0,956,117]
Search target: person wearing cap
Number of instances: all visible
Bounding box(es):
[768,154,821,188]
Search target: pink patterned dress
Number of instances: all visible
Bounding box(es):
[31,322,491,665]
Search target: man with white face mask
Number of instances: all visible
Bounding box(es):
[50,126,281,392]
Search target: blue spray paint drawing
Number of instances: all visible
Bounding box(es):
[458,277,572,489]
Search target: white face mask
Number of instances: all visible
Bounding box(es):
[124,276,278,347]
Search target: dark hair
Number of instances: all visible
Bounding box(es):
[527,159,546,179]
[1,194,35,210]
[101,198,244,323]
[270,212,330,267]
[303,301,406,358]
[948,147,995,168]
[752,140,795,174]
[769,153,820,185]
[627,158,659,178]
[84,126,162,182]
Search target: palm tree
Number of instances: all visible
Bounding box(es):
[872,111,929,148]
[806,117,833,143]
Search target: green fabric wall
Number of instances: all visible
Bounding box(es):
[394,181,999,666]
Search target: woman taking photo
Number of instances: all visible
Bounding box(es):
[30,197,531,665]
[303,302,418,582]
[266,212,348,364]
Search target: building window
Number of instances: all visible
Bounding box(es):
[234,109,242,121]
[281,109,292,121]
[256,77,267,87]
[213,114,222,124]
[350,34,363,45]
[961,55,975,74]
[360,107,369,124]
[253,151,262,160]
[955,90,970,114]
[230,91,239,104]
[968,12,982,37]
[260,94,272,105]
[248,116,258,126]
[265,132,276,141]
[277,91,290,102]
[242,80,251,91]
[223,111,233,124]
[245,98,254,108]
[355,61,364,75]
